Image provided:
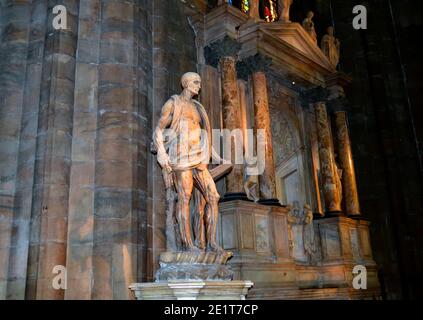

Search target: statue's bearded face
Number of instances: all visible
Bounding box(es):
[187,77,201,96]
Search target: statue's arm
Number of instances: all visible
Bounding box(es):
[153,99,173,170]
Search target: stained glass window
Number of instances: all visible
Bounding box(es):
[262,0,278,22]
[241,0,250,13]
[228,0,249,14]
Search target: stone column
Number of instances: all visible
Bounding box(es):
[252,71,277,200]
[220,56,244,194]
[237,54,278,202]
[314,102,342,213]
[0,0,34,299]
[89,0,142,300]
[249,0,260,19]
[65,0,101,300]
[278,0,293,23]
[334,112,361,216]
[24,0,80,300]
[205,36,245,198]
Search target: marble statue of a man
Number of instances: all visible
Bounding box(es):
[153,72,223,253]
[321,26,341,68]
[302,11,317,44]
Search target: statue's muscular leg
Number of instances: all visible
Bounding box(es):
[193,169,223,253]
[193,189,206,250]
[174,170,196,251]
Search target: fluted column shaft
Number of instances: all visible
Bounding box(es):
[249,0,260,19]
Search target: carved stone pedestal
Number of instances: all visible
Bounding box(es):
[155,251,234,281]
[219,200,297,298]
[129,248,254,300]
[293,216,381,299]
[218,200,381,299]
[129,280,254,300]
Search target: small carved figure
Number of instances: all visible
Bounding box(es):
[334,156,343,205]
[302,11,318,44]
[244,174,259,202]
[321,26,341,67]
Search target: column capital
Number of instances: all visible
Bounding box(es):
[300,86,329,104]
[326,96,349,113]
[204,35,242,67]
[236,53,272,80]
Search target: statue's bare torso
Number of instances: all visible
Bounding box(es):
[179,100,202,159]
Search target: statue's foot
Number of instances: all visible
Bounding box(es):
[185,245,202,254]
[194,240,206,251]
[207,243,227,255]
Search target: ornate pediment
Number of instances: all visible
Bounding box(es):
[260,22,334,71]
[238,20,336,85]
[205,6,338,86]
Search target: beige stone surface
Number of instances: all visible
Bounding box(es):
[130,280,254,300]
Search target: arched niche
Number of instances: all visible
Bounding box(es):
[269,88,308,209]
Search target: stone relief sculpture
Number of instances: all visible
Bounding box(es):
[302,11,318,44]
[244,173,259,202]
[278,0,293,23]
[287,202,321,264]
[152,72,233,281]
[334,158,343,205]
[321,26,341,68]
[302,204,320,265]
[287,201,302,258]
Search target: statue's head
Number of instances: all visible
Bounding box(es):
[307,11,314,19]
[181,72,201,96]
[327,26,334,36]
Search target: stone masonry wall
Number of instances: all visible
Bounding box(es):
[0,0,199,299]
